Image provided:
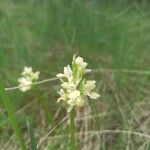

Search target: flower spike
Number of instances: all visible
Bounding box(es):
[56,55,100,112]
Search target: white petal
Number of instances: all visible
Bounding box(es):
[82,62,88,69]
[57,97,62,103]
[84,80,96,94]
[84,69,92,73]
[31,71,40,80]
[62,82,76,91]
[68,90,80,99]
[88,92,100,99]
[75,57,88,69]
[18,77,32,84]
[75,57,84,64]
[58,89,67,101]
[22,66,33,75]
[56,73,65,78]
[64,65,72,78]
[19,86,31,92]
[18,78,32,92]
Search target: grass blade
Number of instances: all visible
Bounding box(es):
[0,85,26,150]
[146,142,150,150]
[26,119,37,150]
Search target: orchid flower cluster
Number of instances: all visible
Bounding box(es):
[56,55,100,112]
[18,66,40,92]
[17,55,100,112]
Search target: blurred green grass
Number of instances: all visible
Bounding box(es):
[0,0,150,149]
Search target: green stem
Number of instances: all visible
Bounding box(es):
[0,85,26,150]
[69,109,76,150]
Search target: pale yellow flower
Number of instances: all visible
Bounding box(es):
[57,54,100,112]
[31,71,40,80]
[18,66,40,92]
[84,80,100,99]
[84,80,96,91]
[68,90,80,100]
[22,66,40,81]
[61,82,76,92]
[67,95,85,112]
[75,57,88,69]
[18,77,32,92]
[22,66,33,76]
[57,65,73,81]
[57,89,67,102]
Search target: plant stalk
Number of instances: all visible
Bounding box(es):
[69,108,76,150]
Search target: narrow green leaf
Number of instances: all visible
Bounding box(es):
[0,85,26,150]
[26,119,37,150]
[146,142,150,150]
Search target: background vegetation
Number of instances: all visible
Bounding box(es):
[0,0,150,149]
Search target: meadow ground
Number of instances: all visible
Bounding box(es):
[0,0,150,149]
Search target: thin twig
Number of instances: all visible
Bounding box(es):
[5,77,58,91]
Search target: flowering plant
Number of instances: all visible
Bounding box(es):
[57,55,100,112]
[18,67,40,92]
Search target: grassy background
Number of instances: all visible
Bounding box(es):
[0,0,150,149]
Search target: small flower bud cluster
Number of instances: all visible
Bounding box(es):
[18,66,40,92]
[57,55,100,112]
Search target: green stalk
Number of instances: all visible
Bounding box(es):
[0,85,26,150]
[26,119,37,150]
[69,108,76,150]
